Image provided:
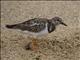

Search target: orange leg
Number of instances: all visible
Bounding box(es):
[26,37,49,56]
[30,38,39,51]
[26,37,39,51]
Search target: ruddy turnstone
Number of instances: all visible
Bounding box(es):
[6,17,67,51]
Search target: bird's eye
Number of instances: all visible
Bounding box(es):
[57,19,60,21]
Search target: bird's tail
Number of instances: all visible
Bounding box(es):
[5,24,18,29]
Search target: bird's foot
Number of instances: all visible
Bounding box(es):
[26,38,39,52]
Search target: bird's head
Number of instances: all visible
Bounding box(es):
[51,17,67,26]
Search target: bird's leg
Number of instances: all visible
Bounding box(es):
[27,36,39,51]
[30,38,39,51]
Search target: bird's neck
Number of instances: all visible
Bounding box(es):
[52,21,60,26]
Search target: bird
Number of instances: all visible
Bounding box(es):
[5,17,67,51]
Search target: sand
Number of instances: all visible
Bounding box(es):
[1,1,80,60]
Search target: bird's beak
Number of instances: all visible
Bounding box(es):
[60,22,67,26]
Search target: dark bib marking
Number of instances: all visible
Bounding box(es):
[47,21,56,33]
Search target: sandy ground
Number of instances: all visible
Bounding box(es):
[1,1,80,60]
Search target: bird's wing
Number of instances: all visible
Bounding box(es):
[16,18,46,32]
